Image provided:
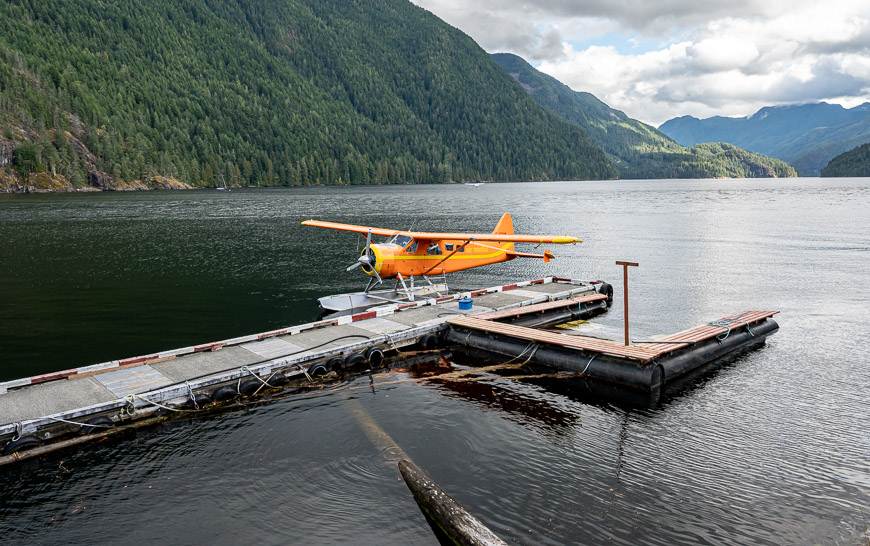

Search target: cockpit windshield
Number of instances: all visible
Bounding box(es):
[391,234,412,247]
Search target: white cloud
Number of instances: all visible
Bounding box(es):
[413,0,870,125]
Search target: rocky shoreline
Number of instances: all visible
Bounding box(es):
[0,169,194,193]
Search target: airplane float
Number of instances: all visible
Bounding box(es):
[302,213,581,311]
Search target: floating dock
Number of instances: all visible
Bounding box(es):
[446,308,779,391]
[0,277,610,461]
[0,273,780,464]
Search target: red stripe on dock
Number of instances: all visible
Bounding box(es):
[257,328,291,340]
[193,343,223,353]
[352,311,378,322]
[119,355,158,366]
[30,371,74,385]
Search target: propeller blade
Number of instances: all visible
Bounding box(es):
[349,229,377,275]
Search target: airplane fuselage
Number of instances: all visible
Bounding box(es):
[369,239,515,278]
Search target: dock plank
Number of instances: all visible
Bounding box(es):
[0,378,117,424]
[520,282,583,295]
[154,346,263,383]
[241,338,306,359]
[352,317,409,335]
[94,365,174,398]
[470,292,531,309]
[475,293,607,321]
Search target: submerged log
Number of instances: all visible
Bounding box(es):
[398,459,507,546]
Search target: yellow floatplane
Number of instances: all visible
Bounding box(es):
[302,213,580,311]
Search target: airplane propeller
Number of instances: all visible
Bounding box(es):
[346,229,382,284]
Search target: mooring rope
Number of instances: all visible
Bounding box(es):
[579,354,596,376]
[708,318,734,342]
[240,366,277,395]
[500,342,538,367]
[295,363,314,383]
[185,381,199,409]
[46,415,113,429]
[125,394,191,414]
[435,343,539,381]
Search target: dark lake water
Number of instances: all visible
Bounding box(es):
[0,179,868,544]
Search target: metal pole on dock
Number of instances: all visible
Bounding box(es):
[616,261,639,346]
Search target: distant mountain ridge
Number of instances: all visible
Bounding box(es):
[820,143,870,177]
[659,102,870,175]
[491,53,796,179]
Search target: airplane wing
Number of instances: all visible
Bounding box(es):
[301,220,400,237]
[406,231,580,244]
[301,220,581,244]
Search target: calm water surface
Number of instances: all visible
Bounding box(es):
[0,179,868,544]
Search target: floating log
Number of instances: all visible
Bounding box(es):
[398,459,507,546]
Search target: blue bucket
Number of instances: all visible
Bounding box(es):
[458,296,473,311]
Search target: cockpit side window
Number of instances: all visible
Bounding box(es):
[426,242,442,255]
[393,235,412,247]
[405,239,418,253]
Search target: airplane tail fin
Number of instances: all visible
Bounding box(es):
[493,212,513,235]
[493,212,514,252]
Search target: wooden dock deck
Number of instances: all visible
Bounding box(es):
[0,277,610,455]
[449,309,778,363]
[446,309,779,390]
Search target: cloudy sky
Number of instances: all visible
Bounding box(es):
[412,0,870,126]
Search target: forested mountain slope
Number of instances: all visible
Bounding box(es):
[660,102,870,175]
[492,53,796,179]
[0,0,615,190]
[820,143,870,177]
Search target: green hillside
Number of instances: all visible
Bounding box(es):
[820,143,870,177]
[0,0,615,191]
[492,53,797,179]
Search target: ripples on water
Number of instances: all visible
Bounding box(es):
[0,179,868,544]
